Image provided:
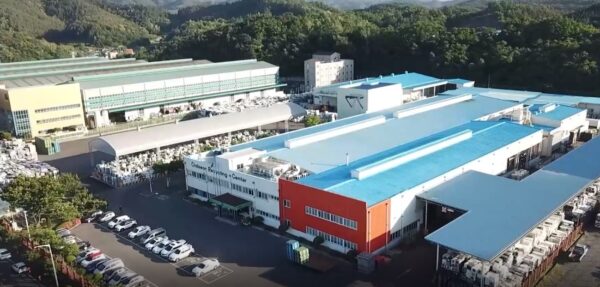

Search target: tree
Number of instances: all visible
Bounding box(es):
[152,160,183,188]
[304,114,321,127]
[0,131,11,140]
[1,174,106,227]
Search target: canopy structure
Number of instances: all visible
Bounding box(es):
[209,193,252,211]
[419,135,600,262]
[89,103,306,161]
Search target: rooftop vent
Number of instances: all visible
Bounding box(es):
[285,116,386,149]
[394,94,473,119]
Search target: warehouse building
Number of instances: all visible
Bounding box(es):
[312,72,453,118]
[74,59,285,128]
[184,86,593,255]
[0,56,285,137]
[0,57,206,137]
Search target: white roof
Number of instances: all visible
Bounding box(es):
[90,103,306,158]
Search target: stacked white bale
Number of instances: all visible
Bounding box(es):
[0,139,58,191]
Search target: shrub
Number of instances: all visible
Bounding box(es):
[65,255,76,264]
[0,131,11,140]
[304,114,321,127]
[313,235,324,246]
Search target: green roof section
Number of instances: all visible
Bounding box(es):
[0,58,136,77]
[74,59,278,89]
[0,56,103,68]
[0,59,202,88]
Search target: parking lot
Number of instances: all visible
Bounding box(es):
[0,260,45,287]
[72,223,233,286]
[543,229,600,287]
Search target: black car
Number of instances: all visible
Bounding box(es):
[85,258,109,273]
[84,211,103,223]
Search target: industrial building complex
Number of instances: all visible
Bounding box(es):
[184,78,600,286]
[0,57,284,138]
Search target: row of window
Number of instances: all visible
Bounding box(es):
[36,114,80,124]
[389,220,420,241]
[231,183,254,196]
[34,103,81,114]
[189,170,280,201]
[84,75,278,110]
[306,226,357,251]
[305,206,357,230]
[254,209,279,220]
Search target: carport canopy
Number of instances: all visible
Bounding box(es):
[419,135,600,262]
[89,103,306,159]
[209,193,252,211]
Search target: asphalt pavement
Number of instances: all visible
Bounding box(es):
[543,229,600,287]
[0,260,45,287]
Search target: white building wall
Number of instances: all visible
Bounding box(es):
[304,57,354,91]
[387,130,543,239]
[184,157,282,228]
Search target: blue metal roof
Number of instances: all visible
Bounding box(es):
[230,96,464,154]
[252,95,518,174]
[530,104,585,121]
[447,78,474,85]
[442,87,600,106]
[420,136,600,261]
[350,82,395,90]
[297,121,541,206]
[322,72,446,90]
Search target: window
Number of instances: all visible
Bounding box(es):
[254,209,279,220]
[305,206,357,230]
[390,220,420,241]
[257,191,268,200]
[306,226,357,250]
[35,103,81,113]
[36,114,80,124]
[283,200,291,208]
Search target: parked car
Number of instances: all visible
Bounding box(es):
[108,270,136,286]
[81,253,107,267]
[56,228,71,238]
[160,239,186,257]
[85,211,104,223]
[0,248,12,260]
[85,258,109,273]
[115,219,137,232]
[139,228,166,244]
[11,262,30,274]
[192,259,220,276]
[144,236,168,250]
[121,275,145,287]
[76,248,100,264]
[108,215,131,229]
[128,225,150,239]
[103,267,127,283]
[94,258,124,275]
[168,244,194,262]
[569,244,589,261]
[77,240,92,251]
[152,239,172,254]
[99,211,116,222]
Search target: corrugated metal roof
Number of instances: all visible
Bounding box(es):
[91,103,306,157]
[0,56,103,68]
[0,59,203,88]
[319,72,446,90]
[530,104,585,121]
[0,58,134,76]
[420,136,600,261]
[75,60,278,90]
[442,87,600,106]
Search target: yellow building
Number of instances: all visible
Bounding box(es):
[0,84,86,138]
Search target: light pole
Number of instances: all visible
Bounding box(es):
[34,244,59,287]
[22,210,30,242]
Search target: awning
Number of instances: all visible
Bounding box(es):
[209,193,252,211]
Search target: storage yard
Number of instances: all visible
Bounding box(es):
[0,139,58,189]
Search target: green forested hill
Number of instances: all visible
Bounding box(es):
[573,3,600,27]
